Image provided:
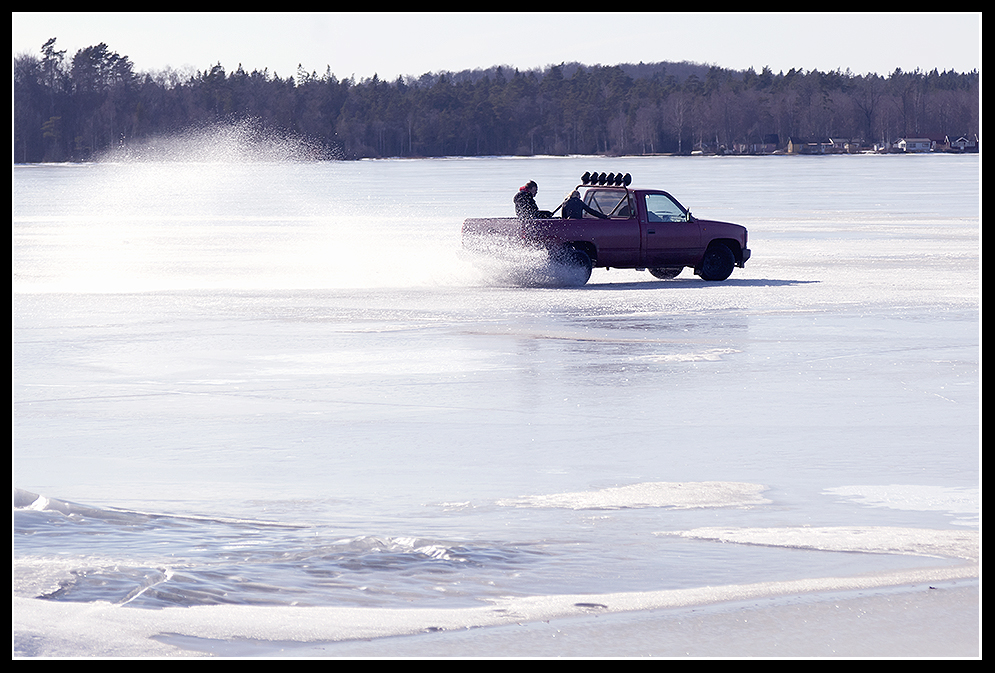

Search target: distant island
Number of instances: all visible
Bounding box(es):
[13,38,980,163]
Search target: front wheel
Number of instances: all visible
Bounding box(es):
[698,244,735,281]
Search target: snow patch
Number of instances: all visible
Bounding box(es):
[664,526,978,561]
[498,481,770,510]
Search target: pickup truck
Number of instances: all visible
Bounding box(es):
[462,172,750,285]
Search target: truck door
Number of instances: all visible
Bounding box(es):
[581,189,640,267]
[640,192,701,267]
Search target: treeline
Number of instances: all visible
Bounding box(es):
[13,37,980,162]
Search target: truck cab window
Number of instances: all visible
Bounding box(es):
[644,193,687,222]
[585,189,635,218]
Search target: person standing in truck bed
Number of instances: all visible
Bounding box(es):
[561,190,609,219]
[514,181,552,221]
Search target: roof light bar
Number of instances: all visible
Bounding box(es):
[580,172,632,186]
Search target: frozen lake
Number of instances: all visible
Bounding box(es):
[13,146,979,656]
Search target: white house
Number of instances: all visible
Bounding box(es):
[896,138,932,152]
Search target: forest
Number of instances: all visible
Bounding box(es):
[12,37,980,163]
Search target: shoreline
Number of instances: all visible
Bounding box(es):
[14,560,979,658]
[12,150,980,167]
[303,579,980,658]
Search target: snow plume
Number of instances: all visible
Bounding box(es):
[98,117,339,163]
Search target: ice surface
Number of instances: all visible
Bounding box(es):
[13,150,979,656]
[824,484,980,526]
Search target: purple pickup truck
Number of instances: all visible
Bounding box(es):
[462,172,751,285]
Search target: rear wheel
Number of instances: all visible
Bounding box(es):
[698,244,735,281]
[553,246,592,286]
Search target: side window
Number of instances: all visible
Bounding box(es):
[644,194,686,222]
[614,193,634,218]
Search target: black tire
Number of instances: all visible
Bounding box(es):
[553,246,592,286]
[698,244,735,281]
[649,267,682,279]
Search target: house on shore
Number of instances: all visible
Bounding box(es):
[947,134,979,152]
[786,137,833,154]
[729,134,780,155]
[895,138,932,152]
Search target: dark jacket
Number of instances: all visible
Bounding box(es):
[562,195,609,219]
[514,189,540,221]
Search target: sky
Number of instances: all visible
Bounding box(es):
[12,12,981,82]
